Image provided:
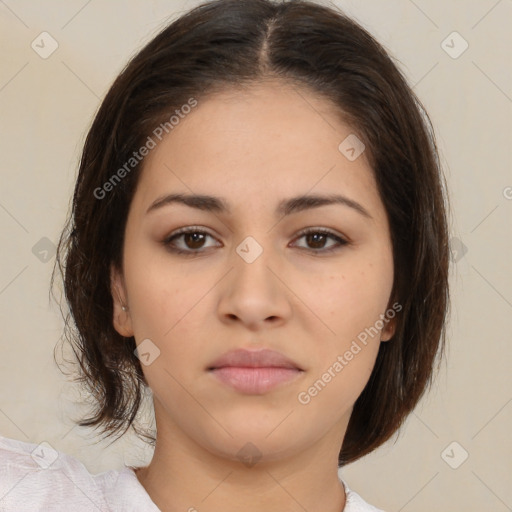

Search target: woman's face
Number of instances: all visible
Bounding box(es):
[111,81,395,464]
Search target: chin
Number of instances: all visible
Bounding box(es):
[195,415,315,463]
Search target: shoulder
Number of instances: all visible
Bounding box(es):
[0,435,158,511]
[341,479,387,512]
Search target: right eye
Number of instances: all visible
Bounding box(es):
[162,227,221,255]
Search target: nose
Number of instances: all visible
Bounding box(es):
[216,239,293,330]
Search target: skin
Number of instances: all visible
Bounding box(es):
[111,80,396,512]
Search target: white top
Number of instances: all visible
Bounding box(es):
[0,435,385,511]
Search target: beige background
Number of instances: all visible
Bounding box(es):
[1,0,511,510]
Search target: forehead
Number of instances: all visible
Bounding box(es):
[132,81,382,219]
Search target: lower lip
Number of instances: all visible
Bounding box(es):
[209,367,303,394]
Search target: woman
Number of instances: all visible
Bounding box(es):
[0,0,450,510]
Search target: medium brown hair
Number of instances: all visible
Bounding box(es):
[52,0,450,466]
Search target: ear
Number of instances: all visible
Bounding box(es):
[380,316,396,342]
[110,264,134,338]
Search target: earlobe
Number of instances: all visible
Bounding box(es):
[380,317,397,342]
[110,264,134,338]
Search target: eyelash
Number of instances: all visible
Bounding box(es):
[162,226,349,256]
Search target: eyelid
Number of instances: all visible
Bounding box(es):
[293,226,348,242]
[162,226,219,245]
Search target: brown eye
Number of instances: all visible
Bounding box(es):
[305,232,328,249]
[163,226,348,256]
[293,229,348,253]
[182,232,207,249]
[163,227,220,255]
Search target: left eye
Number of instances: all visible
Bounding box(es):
[293,228,348,253]
[162,227,348,255]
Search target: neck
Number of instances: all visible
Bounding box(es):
[135,411,347,512]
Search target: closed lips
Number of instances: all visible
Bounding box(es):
[207,348,305,395]
[207,348,303,371]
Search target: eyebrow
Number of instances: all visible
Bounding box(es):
[146,192,372,219]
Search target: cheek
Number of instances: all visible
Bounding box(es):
[296,342,378,426]
[296,266,389,414]
[124,250,212,380]
[302,254,393,339]
[124,243,201,337]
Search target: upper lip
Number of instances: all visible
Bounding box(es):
[208,348,303,371]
